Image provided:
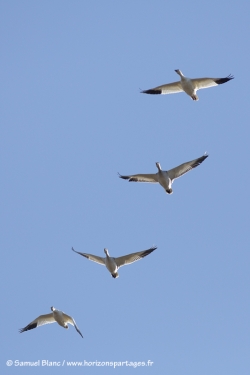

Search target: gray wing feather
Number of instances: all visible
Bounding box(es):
[72,247,105,266]
[167,154,208,181]
[141,81,183,95]
[118,173,158,183]
[19,313,55,333]
[115,246,157,268]
[192,75,234,90]
[64,314,83,338]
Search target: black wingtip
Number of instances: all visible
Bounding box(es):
[141,246,157,258]
[78,330,84,338]
[118,173,130,180]
[151,246,157,251]
[19,327,27,333]
[141,89,162,95]
[192,154,209,168]
[19,322,37,333]
[215,74,234,85]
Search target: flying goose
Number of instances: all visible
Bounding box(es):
[141,69,234,100]
[72,246,157,278]
[19,306,83,338]
[119,153,208,194]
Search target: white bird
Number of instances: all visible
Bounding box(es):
[72,246,157,278]
[119,153,208,194]
[141,69,234,100]
[19,306,83,338]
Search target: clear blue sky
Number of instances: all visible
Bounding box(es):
[1,1,249,374]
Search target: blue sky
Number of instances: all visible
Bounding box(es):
[1,1,250,374]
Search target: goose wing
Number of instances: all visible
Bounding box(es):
[191,74,234,90]
[63,314,83,338]
[118,172,158,183]
[115,246,157,268]
[72,247,105,266]
[167,154,208,181]
[141,81,183,95]
[19,313,55,333]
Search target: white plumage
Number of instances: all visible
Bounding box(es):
[119,153,208,194]
[141,69,234,100]
[19,307,83,338]
[72,246,157,278]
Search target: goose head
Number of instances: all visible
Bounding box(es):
[51,306,56,312]
[104,248,110,256]
[155,162,162,172]
[175,69,184,77]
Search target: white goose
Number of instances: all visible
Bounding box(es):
[141,69,234,100]
[19,306,83,338]
[119,153,208,194]
[72,246,157,278]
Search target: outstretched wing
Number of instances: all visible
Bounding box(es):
[118,172,158,183]
[141,81,183,95]
[64,314,83,338]
[115,246,157,268]
[19,313,55,333]
[167,154,208,181]
[192,74,234,90]
[72,247,105,266]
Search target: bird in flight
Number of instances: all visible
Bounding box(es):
[119,153,208,194]
[19,306,83,338]
[141,69,234,100]
[72,246,157,278]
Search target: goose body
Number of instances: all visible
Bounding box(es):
[141,69,234,100]
[19,306,83,338]
[72,246,157,278]
[119,153,208,194]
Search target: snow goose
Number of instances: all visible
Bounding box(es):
[19,306,83,338]
[141,70,234,100]
[72,246,157,278]
[119,153,208,194]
